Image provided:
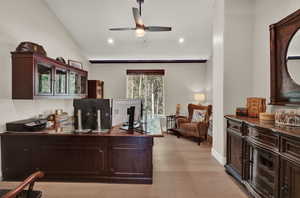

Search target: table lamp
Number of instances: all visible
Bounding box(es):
[194,93,206,105]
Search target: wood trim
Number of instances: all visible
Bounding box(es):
[89,59,207,64]
[127,69,165,75]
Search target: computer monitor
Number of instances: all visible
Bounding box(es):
[112,99,142,126]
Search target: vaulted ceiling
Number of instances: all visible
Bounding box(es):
[45,0,213,60]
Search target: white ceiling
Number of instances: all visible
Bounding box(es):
[44,0,213,60]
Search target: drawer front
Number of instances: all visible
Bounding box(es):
[247,126,279,150]
[281,136,300,161]
[110,137,153,148]
[227,120,243,134]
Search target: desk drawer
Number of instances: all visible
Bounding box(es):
[227,120,243,134]
[281,136,300,160]
[247,126,279,150]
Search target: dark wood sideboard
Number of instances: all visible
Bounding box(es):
[1,126,163,184]
[225,115,300,198]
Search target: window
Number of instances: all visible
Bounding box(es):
[127,70,165,115]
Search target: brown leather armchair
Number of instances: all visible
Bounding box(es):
[176,104,212,145]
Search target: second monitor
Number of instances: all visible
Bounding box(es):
[112,99,142,126]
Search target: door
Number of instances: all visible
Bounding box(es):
[69,70,81,95]
[35,137,107,179]
[109,137,152,178]
[226,129,243,181]
[246,142,279,198]
[280,159,300,198]
[36,62,53,96]
[80,74,87,95]
[2,136,34,180]
[54,67,68,95]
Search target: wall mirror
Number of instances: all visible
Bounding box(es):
[270,9,300,105]
[287,30,300,85]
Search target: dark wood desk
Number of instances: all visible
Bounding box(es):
[1,121,163,184]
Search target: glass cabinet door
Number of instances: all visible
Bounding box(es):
[246,144,278,198]
[69,71,81,95]
[37,63,53,95]
[55,68,68,95]
[81,75,87,95]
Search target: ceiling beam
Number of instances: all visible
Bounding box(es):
[89,59,208,64]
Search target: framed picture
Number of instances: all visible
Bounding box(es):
[68,60,83,69]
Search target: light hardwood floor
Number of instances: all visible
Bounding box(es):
[0,134,248,198]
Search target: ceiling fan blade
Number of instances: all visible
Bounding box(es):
[145,26,172,32]
[109,27,136,31]
[132,7,144,27]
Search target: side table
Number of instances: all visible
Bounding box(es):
[166,115,176,133]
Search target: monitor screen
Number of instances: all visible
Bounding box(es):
[112,99,142,126]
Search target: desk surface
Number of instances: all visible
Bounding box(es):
[1,117,164,137]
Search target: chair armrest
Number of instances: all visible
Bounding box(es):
[2,171,44,198]
[197,122,209,137]
[176,117,189,128]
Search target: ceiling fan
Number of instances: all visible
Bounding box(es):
[109,0,172,37]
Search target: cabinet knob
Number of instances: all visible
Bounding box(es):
[281,184,289,193]
[23,148,29,152]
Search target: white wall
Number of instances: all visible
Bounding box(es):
[212,0,254,164]
[89,63,211,116]
[252,0,300,100]
[211,0,225,164]
[0,0,90,178]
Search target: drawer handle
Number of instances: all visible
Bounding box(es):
[281,184,289,193]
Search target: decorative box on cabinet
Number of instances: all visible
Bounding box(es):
[225,115,300,198]
[11,52,88,99]
[88,80,104,99]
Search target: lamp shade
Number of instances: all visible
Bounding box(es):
[194,93,205,102]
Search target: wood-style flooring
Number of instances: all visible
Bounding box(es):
[0,134,248,198]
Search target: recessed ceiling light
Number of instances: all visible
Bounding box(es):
[179,38,185,44]
[107,38,114,44]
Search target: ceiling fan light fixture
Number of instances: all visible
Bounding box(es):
[136,28,145,37]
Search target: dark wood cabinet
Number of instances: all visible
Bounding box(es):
[245,142,279,198]
[1,134,155,184]
[109,137,152,181]
[280,159,300,198]
[12,52,88,99]
[88,80,104,99]
[225,115,300,198]
[34,137,108,179]
[225,120,244,181]
[1,136,33,180]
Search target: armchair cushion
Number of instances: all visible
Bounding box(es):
[191,109,207,122]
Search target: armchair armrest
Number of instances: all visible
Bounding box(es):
[176,117,189,128]
[197,121,209,139]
